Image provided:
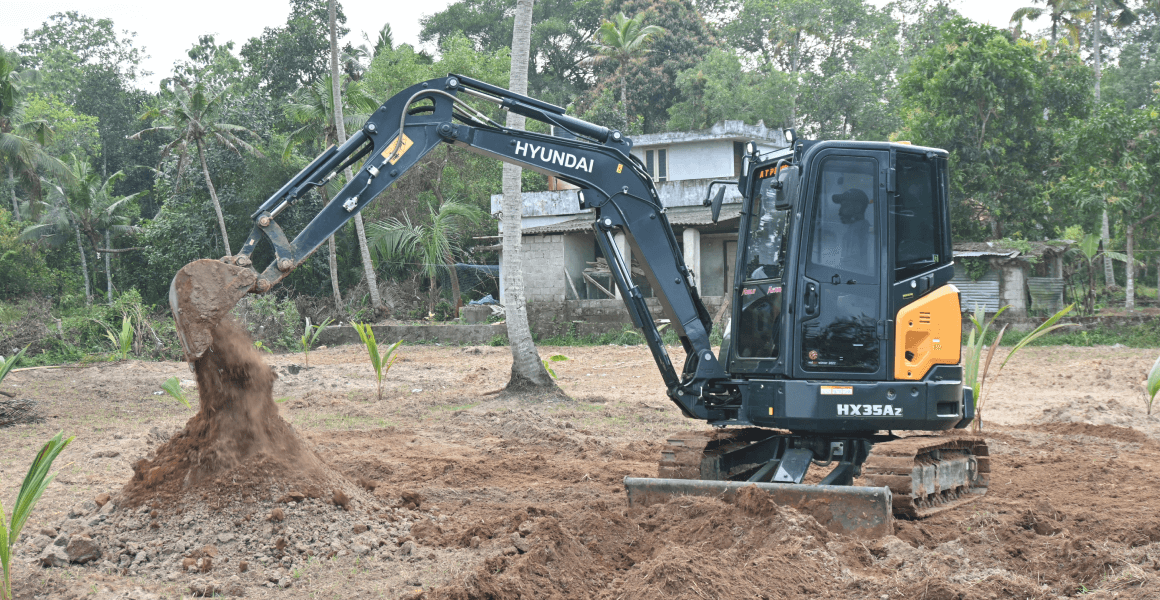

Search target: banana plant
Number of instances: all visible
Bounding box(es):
[1074,233,1139,314]
[1,431,74,600]
[353,322,402,402]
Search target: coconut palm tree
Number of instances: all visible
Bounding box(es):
[0,55,69,220]
[501,0,557,390]
[372,24,393,58]
[1010,0,1086,44]
[20,178,93,302]
[129,80,262,257]
[330,0,384,317]
[368,199,483,315]
[592,12,666,129]
[284,74,378,310]
[21,155,139,304]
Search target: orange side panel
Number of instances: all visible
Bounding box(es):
[894,284,962,380]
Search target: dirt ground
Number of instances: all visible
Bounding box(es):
[3,339,1160,600]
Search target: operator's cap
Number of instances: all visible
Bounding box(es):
[832,188,869,207]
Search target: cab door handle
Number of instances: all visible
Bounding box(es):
[803,282,818,316]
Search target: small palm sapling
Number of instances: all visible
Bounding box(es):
[1146,354,1160,415]
[300,318,333,367]
[353,322,402,401]
[0,431,74,600]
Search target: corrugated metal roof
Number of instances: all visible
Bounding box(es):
[954,250,1020,259]
[521,219,593,235]
[953,241,1071,258]
[520,206,741,235]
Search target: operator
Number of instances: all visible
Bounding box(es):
[831,187,872,276]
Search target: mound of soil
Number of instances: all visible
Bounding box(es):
[121,319,336,509]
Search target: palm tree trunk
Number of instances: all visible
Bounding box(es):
[320,188,343,310]
[447,253,461,318]
[330,0,384,317]
[1094,3,1102,103]
[620,72,628,130]
[75,221,92,305]
[502,0,555,391]
[1125,222,1135,309]
[1102,208,1114,287]
[7,164,19,221]
[196,140,232,256]
[104,230,113,304]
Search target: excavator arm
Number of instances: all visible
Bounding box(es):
[171,74,727,418]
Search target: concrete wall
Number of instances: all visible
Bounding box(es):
[491,179,744,214]
[631,139,732,182]
[998,261,1028,316]
[519,234,567,303]
[490,188,583,217]
[317,323,506,346]
[526,297,727,338]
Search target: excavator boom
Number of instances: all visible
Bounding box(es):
[169,74,724,419]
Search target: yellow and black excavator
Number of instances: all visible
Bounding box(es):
[170,75,986,537]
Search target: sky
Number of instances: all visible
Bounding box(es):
[1,0,1026,90]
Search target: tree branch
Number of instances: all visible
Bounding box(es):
[93,247,143,254]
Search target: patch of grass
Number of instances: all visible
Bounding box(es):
[291,414,395,430]
[429,402,479,413]
[537,324,681,347]
[978,317,1160,348]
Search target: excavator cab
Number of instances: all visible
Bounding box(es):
[626,141,986,535]
[714,140,966,429]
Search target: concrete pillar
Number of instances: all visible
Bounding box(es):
[682,228,702,291]
[999,260,1027,316]
[614,232,631,300]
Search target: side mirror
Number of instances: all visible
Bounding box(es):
[709,185,726,223]
[772,160,798,211]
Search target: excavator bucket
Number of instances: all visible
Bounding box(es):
[623,478,893,539]
[170,259,258,361]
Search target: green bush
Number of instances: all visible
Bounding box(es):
[0,211,56,301]
[232,295,302,350]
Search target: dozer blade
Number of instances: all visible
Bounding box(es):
[623,477,893,539]
[170,259,258,361]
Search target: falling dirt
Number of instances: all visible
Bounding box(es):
[121,319,336,509]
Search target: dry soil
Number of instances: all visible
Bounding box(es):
[2,338,1160,600]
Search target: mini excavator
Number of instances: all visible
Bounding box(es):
[170,75,987,536]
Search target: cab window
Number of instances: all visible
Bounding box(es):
[893,154,945,280]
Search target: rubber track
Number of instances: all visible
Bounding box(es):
[658,429,768,479]
[659,431,990,519]
[858,435,990,519]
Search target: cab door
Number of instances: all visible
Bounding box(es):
[792,149,889,381]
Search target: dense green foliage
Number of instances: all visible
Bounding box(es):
[2,0,1160,366]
